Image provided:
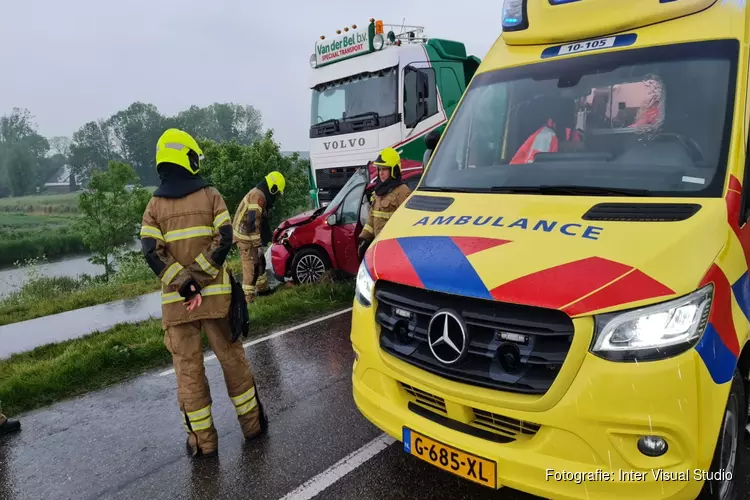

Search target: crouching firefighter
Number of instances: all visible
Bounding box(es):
[0,404,20,438]
[357,147,411,259]
[232,171,285,303]
[141,128,268,458]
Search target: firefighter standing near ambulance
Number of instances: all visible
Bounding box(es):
[357,147,411,259]
[232,171,285,303]
[140,129,267,458]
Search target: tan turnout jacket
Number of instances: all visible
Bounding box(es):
[140,187,234,328]
[360,183,411,242]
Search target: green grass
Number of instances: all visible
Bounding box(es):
[0,192,82,214]
[0,213,87,267]
[0,252,245,326]
[0,280,354,416]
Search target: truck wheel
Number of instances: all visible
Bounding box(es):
[291,248,330,284]
[698,369,746,500]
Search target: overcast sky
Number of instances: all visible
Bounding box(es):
[2,0,501,151]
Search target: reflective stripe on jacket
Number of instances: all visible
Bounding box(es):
[233,187,266,248]
[360,184,411,242]
[141,187,233,328]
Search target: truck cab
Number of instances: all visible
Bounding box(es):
[351,1,750,499]
[308,19,480,206]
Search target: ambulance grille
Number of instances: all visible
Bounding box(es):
[401,383,447,414]
[472,409,541,439]
[376,281,574,395]
[400,382,541,442]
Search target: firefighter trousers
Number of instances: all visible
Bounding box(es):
[238,244,267,302]
[164,317,262,455]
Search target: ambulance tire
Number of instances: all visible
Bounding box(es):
[698,369,746,500]
[291,247,330,285]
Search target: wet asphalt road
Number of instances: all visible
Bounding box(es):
[1,311,749,500]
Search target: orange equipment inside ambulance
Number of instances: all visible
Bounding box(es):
[350,0,750,498]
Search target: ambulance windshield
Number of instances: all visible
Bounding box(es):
[421,40,738,197]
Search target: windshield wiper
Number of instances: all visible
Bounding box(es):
[489,185,651,196]
[418,186,477,193]
[314,118,340,129]
[344,112,380,122]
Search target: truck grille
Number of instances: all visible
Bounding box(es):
[400,382,541,442]
[377,281,575,395]
[315,167,363,203]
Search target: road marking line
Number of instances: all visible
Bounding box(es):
[278,433,395,500]
[157,307,353,377]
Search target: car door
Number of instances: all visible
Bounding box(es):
[331,181,367,275]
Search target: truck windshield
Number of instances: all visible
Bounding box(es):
[421,40,738,198]
[310,66,398,137]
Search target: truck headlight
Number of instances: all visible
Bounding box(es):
[373,34,385,50]
[591,284,713,361]
[355,261,375,307]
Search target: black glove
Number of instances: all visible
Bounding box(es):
[357,238,370,260]
[179,279,202,299]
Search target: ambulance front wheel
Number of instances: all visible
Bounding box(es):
[698,369,746,500]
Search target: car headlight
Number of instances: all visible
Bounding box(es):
[355,260,375,307]
[591,284,713,361]
[279,227,295,242]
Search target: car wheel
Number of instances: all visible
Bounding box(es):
[698,369,746,500]
[291,248,330,284]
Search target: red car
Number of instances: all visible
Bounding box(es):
[270,163,423,284]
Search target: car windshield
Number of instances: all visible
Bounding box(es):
[311,66,398,127]
[327,167,368,209]
[421,40,738,197]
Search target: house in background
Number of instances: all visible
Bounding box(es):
[42,164,81,194]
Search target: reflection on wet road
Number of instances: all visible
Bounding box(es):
[0,312,748,500]
[0,292,161,359]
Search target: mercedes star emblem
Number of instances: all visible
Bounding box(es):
[427,310,469,365]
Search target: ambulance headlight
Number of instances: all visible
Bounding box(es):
[309,54,317,68]
[373,34,385,50]
[502,0,528,31]
[356,261,375,307]
[591,285,713,361]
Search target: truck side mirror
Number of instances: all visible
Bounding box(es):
[424,129,441,150]
[404,67,419,128]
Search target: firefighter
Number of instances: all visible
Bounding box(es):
[357,147,411,259]
[140,128,268,458]
[0,406,20,438]
[232,171,285,303]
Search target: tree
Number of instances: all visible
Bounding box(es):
[0,108,49,196]
[176,103,263,146]
[69,120,118,183]
[76,161,151,280]
[199,130,311,229]
[49,136,72,157]
[107,102,165,186]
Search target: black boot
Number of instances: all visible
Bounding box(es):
[0,418,21,437]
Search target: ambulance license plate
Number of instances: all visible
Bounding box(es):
[402,427,497,489]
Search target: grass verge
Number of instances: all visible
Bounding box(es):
[0,279,354,417]
[0,252,244,326]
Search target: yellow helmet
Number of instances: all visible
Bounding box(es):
[265,171,286,195]
[372,147,401,177]
[155,128,203,174]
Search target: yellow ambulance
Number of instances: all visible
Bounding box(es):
[350,0,750,498]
